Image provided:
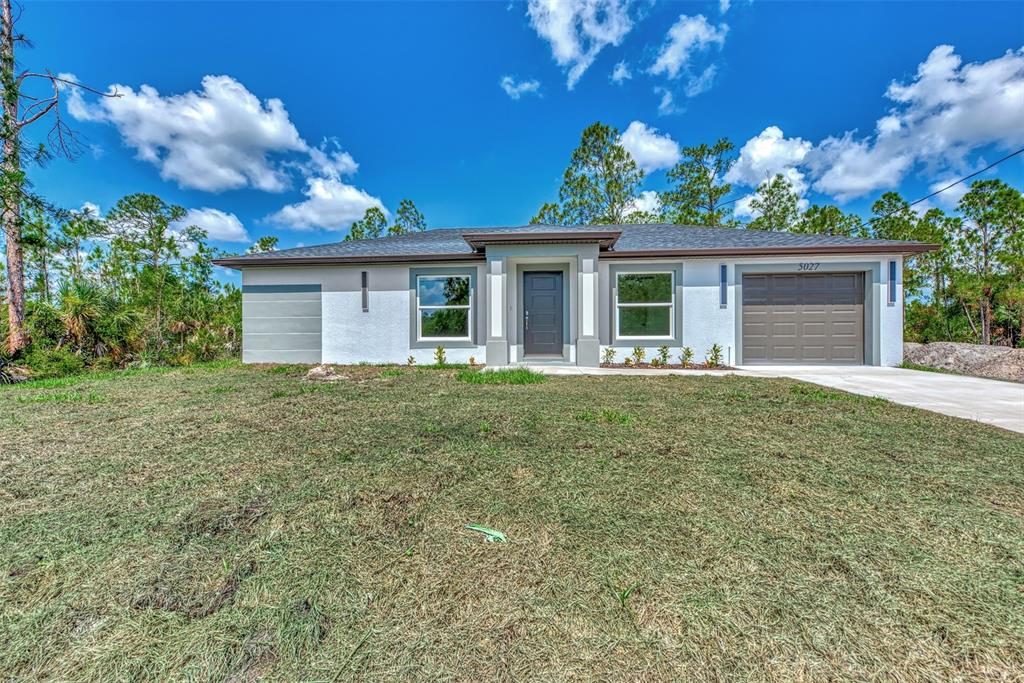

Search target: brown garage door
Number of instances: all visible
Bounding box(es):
[742,272,864,365]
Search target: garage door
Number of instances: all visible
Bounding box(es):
[242,284,322,363]
[742,273,864,365]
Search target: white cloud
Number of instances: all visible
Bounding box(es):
[67,75,308,193]
[719,0,731,13]
[268,177,385,231]
[725,126,813,195]
[526,0,634,89]
[627,190,662,216]
[654,87,679,116]
[927,176,972,209]
[649,14,728,80]
[729,45,1024,203]
[611,61,632,83]
[499,75,541,100]
[78,201,102,218]
[67,74,387,232]
[811,45,1024,200]
[175,208,250,242]
[619,120,680,172]
[684,64,718,97]
[807,133,914,201]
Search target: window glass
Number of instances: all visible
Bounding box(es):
[619,306,671,337]
[417,276,470,306]
[420,309,470,337]
[617,273,672,304]
[615,271,673,338]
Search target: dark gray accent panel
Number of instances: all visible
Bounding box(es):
[242,284,321,293]
[742,272,864,365]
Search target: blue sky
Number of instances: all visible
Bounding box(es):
[19,0,1024,282]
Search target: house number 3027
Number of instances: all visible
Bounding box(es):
[798,262,820,271]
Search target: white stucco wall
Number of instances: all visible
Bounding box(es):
[598,253,906,367]
[242,264,485,365]
[243,251,906,367]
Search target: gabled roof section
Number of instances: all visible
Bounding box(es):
[213,223,938,268]
[462,226,621,251]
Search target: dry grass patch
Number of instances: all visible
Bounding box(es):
[1,363,1023,680]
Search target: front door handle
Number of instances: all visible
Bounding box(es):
[525,309,529,330]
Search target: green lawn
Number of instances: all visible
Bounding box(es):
[2,363,1023,681]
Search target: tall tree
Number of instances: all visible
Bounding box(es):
[793,204,865,237]
[953,179,1024,344]
[747,174,800,232]
[660,138,736,226]
[1,0,114,353]
[346,206,387,241]
[555,122,643,225]
[389,199,426,236]
[247,235,279,254]
[530,202,563,226]
[103,194,192,343]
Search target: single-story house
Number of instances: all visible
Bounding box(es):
[214,224,936,367]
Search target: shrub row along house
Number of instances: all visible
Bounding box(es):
[214,224,936,367]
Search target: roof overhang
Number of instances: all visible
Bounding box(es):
[213,240,938,269]
[212,252,483,270]
[462,230,621,251]
[601,242,940,259]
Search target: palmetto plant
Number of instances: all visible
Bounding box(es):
[57,280,109,350]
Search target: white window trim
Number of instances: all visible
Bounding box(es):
[614,271,675,340]
[416,274,472,342]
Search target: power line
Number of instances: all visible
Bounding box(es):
[906,146,1024,210]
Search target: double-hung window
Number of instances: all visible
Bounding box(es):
[615,271,674,339]
[416,274,472,341]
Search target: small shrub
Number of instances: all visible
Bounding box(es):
[706,343,723,368]
[650,357,662,368]
[434,346,447,366]
[601,347,616,365]
[24,346,86,379]
[623,357,634,367]
[631,346,645,365]
[468,356,477,367]
[657,345,670,364]
[457,368,546,384]
[679,347,694,368]
[406,355,416,367]
[379,368,404,378]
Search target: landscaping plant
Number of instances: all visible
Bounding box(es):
[706,343,723,368]
[679,346,694,368]
[657,344,670,365]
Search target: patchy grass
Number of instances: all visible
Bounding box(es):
[457,367,546,385]
[1,365,1023,680]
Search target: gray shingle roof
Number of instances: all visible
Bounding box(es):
[214,223,934,267]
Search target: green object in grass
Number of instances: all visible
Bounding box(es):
[465,524,507,542]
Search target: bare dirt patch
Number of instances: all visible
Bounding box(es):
[904,342,1024,382]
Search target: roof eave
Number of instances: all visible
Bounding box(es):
[462,230,622,251]
[601,243,939,259]
[212,251,484,270]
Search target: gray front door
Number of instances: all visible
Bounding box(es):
[523,271,563,356]
[742,272,865,364]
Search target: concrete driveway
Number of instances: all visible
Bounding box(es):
[740,365,1024,434]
